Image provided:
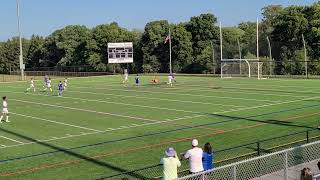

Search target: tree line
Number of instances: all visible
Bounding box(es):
[1,2,320,75]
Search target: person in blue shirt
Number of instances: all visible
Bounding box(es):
[135,74,140,86]
[202,142,214,171]
[58,81,63,96]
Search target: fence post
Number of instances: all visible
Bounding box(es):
[257,141,260,156]
[306,130,309,143]
[232,164,237,180]
[284,152,288,180]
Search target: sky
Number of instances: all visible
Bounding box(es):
[0,0,317,41]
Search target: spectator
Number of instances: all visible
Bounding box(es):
[301,167,313,180]
[160,147,181,180]
[316,161,320,180]
[181,139,204,174]
[202,142,214,171]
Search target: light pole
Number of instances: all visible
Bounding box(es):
[16,0,25,80]
[266,36,272,76]
[210,41,215,74]
[237,38,242,75]
[302,34,307,79]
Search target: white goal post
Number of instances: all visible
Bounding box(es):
[219,19,265,79]
[220,59,264,79]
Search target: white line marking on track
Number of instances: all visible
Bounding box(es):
[12,99,160,123]
[11,112,102,133]
[0,136,23,144]
[0,96,317,150]
[74,86,280,103]
[20,92,199,114]
[70,90,246,108]
[3,86,245,108]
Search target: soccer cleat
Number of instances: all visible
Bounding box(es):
[5,120,10,123]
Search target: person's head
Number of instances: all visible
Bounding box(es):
[59,81,62,83]
[165,147,176,158]
[49,78,51,80]
[191,139,198,148]
[2,96,6,101]
[318,161,320,170]
[31,78,33,80]
[204,142,212,154]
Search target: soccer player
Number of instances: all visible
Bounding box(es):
[58,81,63,96]
[0,96,10,123]
[44,78,53,92]
[167,74,173,87]
[64,78,68,90]
[135,74,140,86]
[43,75,49,91]
[26,78,36,92]
[123,69,129,84]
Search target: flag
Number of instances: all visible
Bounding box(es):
[164,35,171,44]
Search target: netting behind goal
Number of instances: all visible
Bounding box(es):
[221,60,264,79]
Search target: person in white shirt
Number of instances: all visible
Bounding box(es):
[122,69,129,86]
[44,78,53,92]
[0,96,10,123]
[167,74,173,87]
[26,78,36,92]
[64,78,68,90]
[181,139,204,174]
[160,147,181,180]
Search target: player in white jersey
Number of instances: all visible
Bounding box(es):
[64,78,68,90]
[26,78,36,92]
[44,78,53,92]
[167,74,173,87]
[122,69,129,84]
[0,96,9,123]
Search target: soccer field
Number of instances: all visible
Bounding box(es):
[0,75,320,180]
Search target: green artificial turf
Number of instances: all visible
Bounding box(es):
[0,75,319,180]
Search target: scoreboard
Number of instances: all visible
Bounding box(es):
[107,42,133,64]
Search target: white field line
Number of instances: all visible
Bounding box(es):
[73,86,281,103]
[57,80,310,98]
[0,96,316,150]
[176,81,320,95]
[11,112,102,132]
[6,91,200,114]
[0,136,23,144]
[60,90,245,108]
[4,86,245,108]
[12,99,160,123]
[156,85,310,98]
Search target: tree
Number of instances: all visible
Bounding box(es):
[141,20,170,73]
[85,22,134,72]
[185,13,219,72]
[25,35,44,68]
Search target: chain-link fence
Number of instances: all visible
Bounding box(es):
[176,140,320,180]
[95,129,320,180]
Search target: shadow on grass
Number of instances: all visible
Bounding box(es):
[0,127,149,180]
[204,112,317,129]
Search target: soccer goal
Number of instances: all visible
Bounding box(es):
[219,19,266,79]
[220,59,264,79]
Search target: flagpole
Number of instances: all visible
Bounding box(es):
[169,28,172,74]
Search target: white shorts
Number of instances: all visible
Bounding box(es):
[2,108,8,114]
[30,84,34,88]
[47,84,52,88]
[64,83,68,87]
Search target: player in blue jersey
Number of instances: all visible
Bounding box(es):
[135,74,140,86]
[58,81,63,96]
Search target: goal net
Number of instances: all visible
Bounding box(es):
[221,59,264,79]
